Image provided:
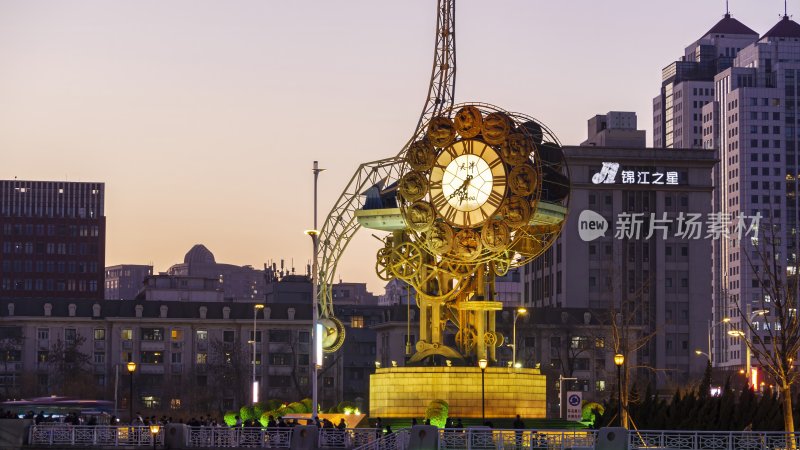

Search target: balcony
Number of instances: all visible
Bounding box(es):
[138,363,164,375]
[140,341,165,352]
[94,341,105,351]
[2,362,22,372]
[170,363,183,374]
[122,340,132,350]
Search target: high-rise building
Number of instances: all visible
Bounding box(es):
[581,111,646,148]
[653,14,758,149]
[704,15,800,370]
[104,264,153,300]
[0,180,105,300]
[521,144,716,386]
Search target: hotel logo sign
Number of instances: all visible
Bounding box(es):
[591,162,680,185]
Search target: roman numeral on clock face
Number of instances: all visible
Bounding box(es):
[487,190,504,208]
[488,157,503,169]
[443,206,458,223]
[462,211,472,227]
[462,140,474,155]
[432,193,447,210]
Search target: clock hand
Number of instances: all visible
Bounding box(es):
[448,175,473,201]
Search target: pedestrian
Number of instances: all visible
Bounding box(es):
[337,418,347,430]
[411,418,418,427]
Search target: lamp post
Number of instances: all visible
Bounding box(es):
[307,160,324,421]
[728,307,768,384]
[707,317,731,366]
[126,361,136,424]
[614,353,624,428]
[512,308,527,367]
[149,424,160,450]
[478,358,488,422]
[252,304,264,404]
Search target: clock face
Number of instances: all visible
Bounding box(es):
[429,139,507,227]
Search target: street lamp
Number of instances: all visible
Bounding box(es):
[252,304,264,404]
[307,159,324,421]
[707,317,731,365]
[728,308,768,384]
[614,353,624,428]
[478,358,488,422]
[512,308,527,368]
[149,424,160,450]
[126,361,136,424]
[694,350,710,359]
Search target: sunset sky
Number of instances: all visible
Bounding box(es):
[0,1,783,293]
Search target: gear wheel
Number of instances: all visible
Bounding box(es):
[389,241,423,280]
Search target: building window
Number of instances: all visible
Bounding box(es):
[350,316,364,328]
[37,328,49,340]
[298,331,309,343]
[140,351,163,364]
[171,329,183,341]
[196,352,207,364]
[196,330,208,342]
[94,352,105,364]
[170,399,182,410]
[574,358,590,371]
[324,377,334,387]
[223,330,235,343]
[65,328,77,344]
[270,353,291,365]
[248,331,263,342]
[298,354,309,366]
[596,380,606,392]
[94,329,105,341]
[570,336,589,349]
[595,338,605,348]
[171,352,182,364]
[141,396,160,409]
[269,330,291,343]
[141,328,164,341]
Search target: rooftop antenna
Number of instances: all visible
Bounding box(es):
[725,0,729,16]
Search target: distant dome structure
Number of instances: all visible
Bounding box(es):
[184,244,216,265]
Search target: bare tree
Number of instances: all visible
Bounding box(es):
[206,337,249,410]
[605,270,659,429]
[0,329,23,399]
[735,218,800,439]
[46,335,98,398]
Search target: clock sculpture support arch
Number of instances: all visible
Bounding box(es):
[313,0,456,353]
[317,0,570,421]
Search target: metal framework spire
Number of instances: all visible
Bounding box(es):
[315,0,457,329]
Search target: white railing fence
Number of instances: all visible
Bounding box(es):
[28,425,164,447]
[187,426,293,448]
[438,429,596,450]
[630,430,800,450]
[352,428,410,450]
[319,428,382,448]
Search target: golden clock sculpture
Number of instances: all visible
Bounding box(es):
[371,102,569,363]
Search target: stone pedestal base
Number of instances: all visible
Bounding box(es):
[369,367,546,418]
